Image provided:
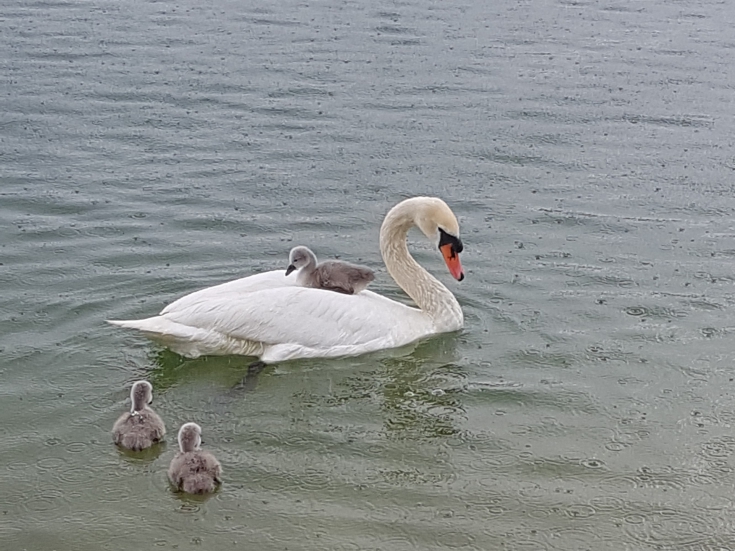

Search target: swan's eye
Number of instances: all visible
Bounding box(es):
[438,228,463,255]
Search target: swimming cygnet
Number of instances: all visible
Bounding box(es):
[285,245,375,295]
[112,380,166,451]
[168,422,222,494]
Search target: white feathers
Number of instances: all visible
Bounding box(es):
[108,197,464,363]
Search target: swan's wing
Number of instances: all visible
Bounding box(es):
[161,287,433,349]
[161,270,297,315]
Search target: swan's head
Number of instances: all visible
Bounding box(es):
[286,246,317,276]
[130,380,154,413]
[413,198,465,281]
[177,422,202,453]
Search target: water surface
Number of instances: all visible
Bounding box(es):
[2,0,735,548]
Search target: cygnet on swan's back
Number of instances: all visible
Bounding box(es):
[286,245,375,295]
[112,380,166,451]
[168,422,222,494]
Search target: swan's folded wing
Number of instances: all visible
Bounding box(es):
[161,270,297,315]
[160,287,433,349]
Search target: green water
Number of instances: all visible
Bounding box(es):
[2,0,735,548]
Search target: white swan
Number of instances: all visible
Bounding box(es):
[108,196,465,363]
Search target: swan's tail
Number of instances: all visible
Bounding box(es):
[106,316,265,359]
[107,316,179,334]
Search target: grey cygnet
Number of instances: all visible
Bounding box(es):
[286,245,375,295]
[112,380,166,451]
[168,422,222,494]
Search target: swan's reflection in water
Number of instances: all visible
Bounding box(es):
[375,335,467,441]
[144,331,466,442]
[145,349,257,393]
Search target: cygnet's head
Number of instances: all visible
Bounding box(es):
[286,246,317,276]
[177,422,202,453]
[130,380,154,413]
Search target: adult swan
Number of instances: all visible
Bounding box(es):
[108,196,465,363]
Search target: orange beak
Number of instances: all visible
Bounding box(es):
[440,243,464,281]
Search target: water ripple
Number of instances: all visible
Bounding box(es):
[623,507,732,548]
[18,487,69,519]
[588,495,627,512]
[434,530,477,549]
[3,0,735,547]
[700,436,735,459]
[563,504,596,519]
[545,526,602,550]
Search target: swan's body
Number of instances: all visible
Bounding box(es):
[168,423,222,494]
[286,245,375,295]
[112,381,166,451]
[108,197,465,363]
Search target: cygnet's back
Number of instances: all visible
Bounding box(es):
[286,245,375,295]
[168,422,222,494]
[112,380,166,451]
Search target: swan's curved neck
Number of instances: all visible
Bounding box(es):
[379,202,463,331]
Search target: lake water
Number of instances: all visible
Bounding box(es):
[2,0,735,548]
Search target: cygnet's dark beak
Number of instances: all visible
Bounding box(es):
[285,264,296,276]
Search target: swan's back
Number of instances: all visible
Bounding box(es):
[162,270,297,315]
